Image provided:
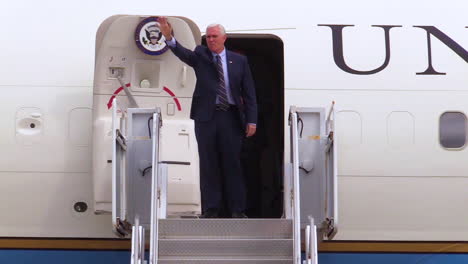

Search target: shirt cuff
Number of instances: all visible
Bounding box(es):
[166,37,176,47]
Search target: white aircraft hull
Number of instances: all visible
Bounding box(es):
[0,0,467,245]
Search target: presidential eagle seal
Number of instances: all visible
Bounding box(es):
[135,16,169,56]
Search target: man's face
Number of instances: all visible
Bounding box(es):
[206,26,226,54]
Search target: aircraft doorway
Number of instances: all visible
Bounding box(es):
[203,34,285,218]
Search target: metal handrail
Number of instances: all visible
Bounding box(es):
[130,217,140,264]
[116,76,139,108]
[138,225,145,264]
[149,112,161,264]
[130,217,146,264]
[324,101,339,240]
[112,99,119,232]
[290,112,302,264]
[303,217,318,264]
[325,101,335,135]
[310,217,318,264]
[305,224,311,264]
[130,225,136,264]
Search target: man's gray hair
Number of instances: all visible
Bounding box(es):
[206,23,226,35]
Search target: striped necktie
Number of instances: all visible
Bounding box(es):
[216,55,229,110]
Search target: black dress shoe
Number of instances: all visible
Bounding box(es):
[200,209,219,218]
[231,212,248,218]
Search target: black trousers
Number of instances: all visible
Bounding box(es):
[194,107,246,213]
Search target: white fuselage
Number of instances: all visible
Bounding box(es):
[0,0,467,240]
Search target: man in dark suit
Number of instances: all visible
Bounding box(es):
[159,17,257,218]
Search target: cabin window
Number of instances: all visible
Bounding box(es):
[439,112,467,149]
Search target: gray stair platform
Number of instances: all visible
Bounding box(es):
[159,239,293,256]
[159,219,292,239]
[156,218,294,262]
[159,256,293,263]
[159,260,293,264]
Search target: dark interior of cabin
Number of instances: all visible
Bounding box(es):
[202,34,285,218]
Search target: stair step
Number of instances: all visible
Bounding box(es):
[158,256,293,263]
[159,219,292,239]
[159,239,293,257]
[159,260,293,264]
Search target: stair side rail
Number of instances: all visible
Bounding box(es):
[304,224,310,264]
[112,98,131,237]
[289,109,302,264]
[130,216,146,264]
[309,216,318,264]
[149,112,163,264]
[324,101,338,239]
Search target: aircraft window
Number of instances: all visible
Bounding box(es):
[439,112,467,149]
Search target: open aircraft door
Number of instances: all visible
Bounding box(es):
[289,103,338,239]
[111,99,163,236]
[92,16,202,235]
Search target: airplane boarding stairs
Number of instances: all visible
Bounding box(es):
[111,99,336,264]
[130,217,319,264]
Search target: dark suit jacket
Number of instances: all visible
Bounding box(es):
[169,41,257,128]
